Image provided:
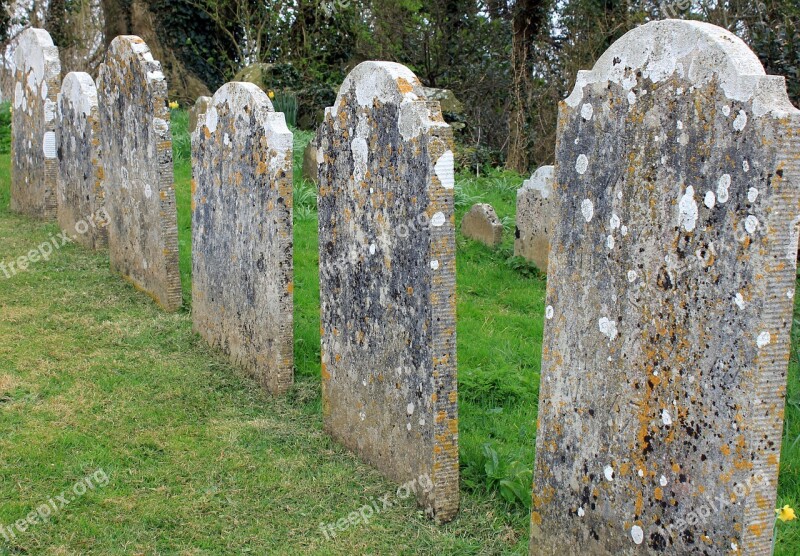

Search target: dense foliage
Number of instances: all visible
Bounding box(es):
[4,0,799,173]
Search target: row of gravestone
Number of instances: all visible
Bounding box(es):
[10,20,800,554]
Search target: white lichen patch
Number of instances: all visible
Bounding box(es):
[435,150,455,190]
[717,174,731,203]
[610,213,621,230]
[581,103,593,120]
[662,409,673,426]
[606,235,615,249]
[757,331,771,348]
[598,317,618,340]
[704,190,716,209]
[545,305,554,319]
[575,154,589,175]
[581,199,594,222]
[735,292,745,309]
[430,212,446,227]
[430,260,439,270]
[205,107,218,133]
[744,215,759,234]
[733,110,748,131]
[678,185,698,232]
[603,465,614,481]
[627,270,638,283]
[747,187,758,202]
[631,525,644,545]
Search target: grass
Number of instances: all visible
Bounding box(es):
[0,109,797,554]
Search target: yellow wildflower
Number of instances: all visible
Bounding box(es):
[776,505,796,522]
[268,90,275,99]
[169,101,179,109]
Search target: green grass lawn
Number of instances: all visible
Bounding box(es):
[0,108,798,554]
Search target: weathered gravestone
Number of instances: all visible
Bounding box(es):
[189,95,211,134]
[302,137,320,185]
[57,72,107,249]
[515,165,554,271]
[98,36,181,312]
[461,203,502,247]
[11,28,61,220]
[192,82,294,395]
[318,61,459,522]
[531,20,799,555]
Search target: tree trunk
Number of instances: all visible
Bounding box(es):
[506,0,547,174]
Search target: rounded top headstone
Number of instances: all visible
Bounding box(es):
[14,28,58,82]
[565,19,796,116]
[61,72,98,117]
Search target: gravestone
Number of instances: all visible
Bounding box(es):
[302,137,320,185]
[531,20,799,555]
[318,61,459,522]
[461,203,502,247]
[514,165,554,271]
[98,36,181,312]
[57,72,107,249]
[11,28,61,220]
[189,95,211,134]
[192,82,294,395]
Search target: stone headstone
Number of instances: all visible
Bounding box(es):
[514,165,554,271]
[421,87,464,115]
[301,137,320,185]
[98,36,182,312]
[56,72,107,250]
[188,95,211,134]
[318,61,459,522]
[192,82,294,394]
[531,20,800,555]
[461,203,502,247]
[11,28,61,220]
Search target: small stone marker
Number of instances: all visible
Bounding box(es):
[11,28,61,220]
[188,95,211,134]
[57,72,107,250]
[192,82,294,394]
[98,36,181,312]
[301,137,320,185]
[514,165,554,271]
[318,61,459,522]
[531,20,799,555]
[461,203,502,247]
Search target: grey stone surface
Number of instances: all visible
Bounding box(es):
[11,28,61,220]
[56,72,107,250]
[531,20,800,555]
[421,87,464,115]
[318,61,459,522]
[301,137,319,185]
[188,95,211,135]
[98,36,182,312]
[514,165,554,271]
[461,203,502,247]
[192,82,294,395]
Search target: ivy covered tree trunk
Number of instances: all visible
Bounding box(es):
[505,0,548,174]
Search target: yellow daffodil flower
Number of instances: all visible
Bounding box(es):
[776,505,796,522]
[169,101,179,109]
[268,90,275,99]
